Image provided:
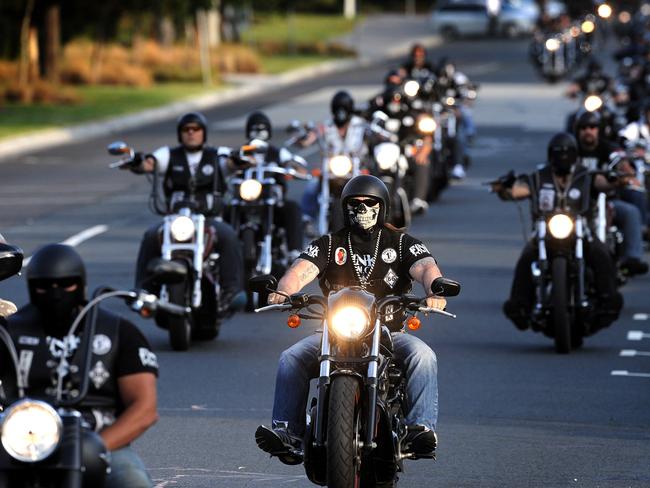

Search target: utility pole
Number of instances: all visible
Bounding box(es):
[344,0,356,19]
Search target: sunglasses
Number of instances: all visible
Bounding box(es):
[181,125,203,133]
[348,198,380,210]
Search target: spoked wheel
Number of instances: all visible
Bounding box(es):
[552,257,571,354]
[327,375,363,488]
[166,283,191,351]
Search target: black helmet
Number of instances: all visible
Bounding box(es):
[331,90,355,128]
[245,111,272,141]
[384,69,403,89]
[341,175,390,227]
[547,132,578,176]
[587,59,602,74]
[27,244,86,328]
[176,111,208,144]
[573,110,602,134]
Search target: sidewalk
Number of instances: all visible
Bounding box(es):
[0,14,440,161]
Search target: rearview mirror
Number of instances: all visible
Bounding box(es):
[146,259,187,285]
[430,277,460,297]
[107,141,133,156]
[249,274,277,294]
[0,244,23,282]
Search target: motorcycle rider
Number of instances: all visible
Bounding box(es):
[574,111,649,275]
[399,43,436,79]
[127,111,244,312]
[256,175,446,461]
[237,110,305,259]
[566,59,614,99]
[300,91,370,226]
[4,244,159,487]
[498,133,623,331]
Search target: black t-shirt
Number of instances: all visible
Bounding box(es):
[577,140,621,170]
[112,318,159,378]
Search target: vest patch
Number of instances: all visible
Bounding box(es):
[89,361,110,389]
[539,188,555,212]
[201,164,214,176]
[568,188,581,200]
[18,335,39,346]
[139,348,159,368]
[409,243,428,257]
[382,248,397,264]
[335,247,347,265]
[384,268,398,288]
[92,334,112,356]
[304,244,319,258]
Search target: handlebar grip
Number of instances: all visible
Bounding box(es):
[157,301,191,317]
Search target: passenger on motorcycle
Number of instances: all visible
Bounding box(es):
[300,91,370,225]
[128,111,244,313]
[499,133,623,331]
[4,244,159,488]
[256,175,445,460]
[237,110,305,259]
[575,111,649,275]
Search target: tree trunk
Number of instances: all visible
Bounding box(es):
[44,4,61,83]
[18,0,36,86]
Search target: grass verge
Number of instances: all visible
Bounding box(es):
[242,13,357,45]
[0,83,218,140]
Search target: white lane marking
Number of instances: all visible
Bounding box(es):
[633,313,649,320]
[620,350,650,357]
[611,370,650,378]
[22,225,109,267]
[627,330,650,341]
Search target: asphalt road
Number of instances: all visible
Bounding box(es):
[1,38,649,488]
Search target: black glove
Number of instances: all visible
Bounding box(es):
[122,152,145,174]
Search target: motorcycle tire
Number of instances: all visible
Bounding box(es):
[192,278,221,341]
[166,283,192,351]
[327,375,363,488]
[242,227,258,312]
[552,257,572,354]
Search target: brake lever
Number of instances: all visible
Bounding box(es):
[417,307,457,319]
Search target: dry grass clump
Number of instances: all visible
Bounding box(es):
[3,80,80,104]
[0,61,17,84]
[255,40,355,57]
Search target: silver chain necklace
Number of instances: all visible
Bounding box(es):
[347,229,382,287]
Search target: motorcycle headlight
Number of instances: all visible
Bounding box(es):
[374,142,401,170]
[385,118,401,133]
[548,214,574,239]
[329,155,353,177]
[584,95,603,112]
[445,96,456,106]
[330,306,370,340]
[581,20,595,34]
[417,115,436,134]
[239,179,263,201]
[1,400,62,463]
[545,38,560,51]
[404,80,420,97]
[170,215,195,242]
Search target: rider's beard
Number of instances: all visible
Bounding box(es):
[580,133,597,150]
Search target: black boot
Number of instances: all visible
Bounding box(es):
[255,425,303,465]
[503,299,531,331]
[403,425,437,457]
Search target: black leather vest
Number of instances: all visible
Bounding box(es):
[530,164,593,217]
[163,146,224,198]
[319,229,413,300]
[7,305,121,423]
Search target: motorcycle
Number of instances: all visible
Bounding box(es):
[227,140,311,310]
[250,274,460,487]
[108,141,223,351]
[0,244,186,487]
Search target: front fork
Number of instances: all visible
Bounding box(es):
[256,205,274,275]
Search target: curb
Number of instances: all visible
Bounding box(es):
[0,34,441,162]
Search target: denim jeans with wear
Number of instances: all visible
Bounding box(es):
[612,199,644,259]
[105,446,153,488]
[271,332,438,436]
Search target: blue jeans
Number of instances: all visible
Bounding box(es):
[301,180,320,221]
[620,188,649,227]
[105,446,152,488]
[460,105,476,139]
[613,199,644,259]
[271,332,439,435]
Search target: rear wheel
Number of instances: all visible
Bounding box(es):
[327,376,363,488]
[166,283,191,351]
[552,257,571,354]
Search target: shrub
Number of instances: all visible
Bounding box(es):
[0,60,17,84]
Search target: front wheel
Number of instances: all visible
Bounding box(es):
[552,257,571,354]
[166,283,191,351]
[327,375,363,488]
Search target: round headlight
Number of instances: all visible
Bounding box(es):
[548,214,574,239]
[597,4,612,19]
[1,400,62,463]
[445,96,456,106]
[417,116,437,134]
[330,306,370,340]
[170,215,195,242]
[581,20,595,33]
[374,143,401,170]
[329,155,353,177]
[404,80,420,97]
[545,38,560,51]
[584,95,603,112]
[239,179,263,201]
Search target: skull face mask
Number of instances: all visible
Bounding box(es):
[347,199,380,230]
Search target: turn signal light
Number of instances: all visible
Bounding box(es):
[141,308,153,318]
[311,168,322,177]
[407,317,421,330]
[287,314,301,328]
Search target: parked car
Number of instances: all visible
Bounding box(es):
[430,0,542,39]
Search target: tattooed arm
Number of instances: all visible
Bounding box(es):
[268,258,321,304]
[409,257,446,310]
